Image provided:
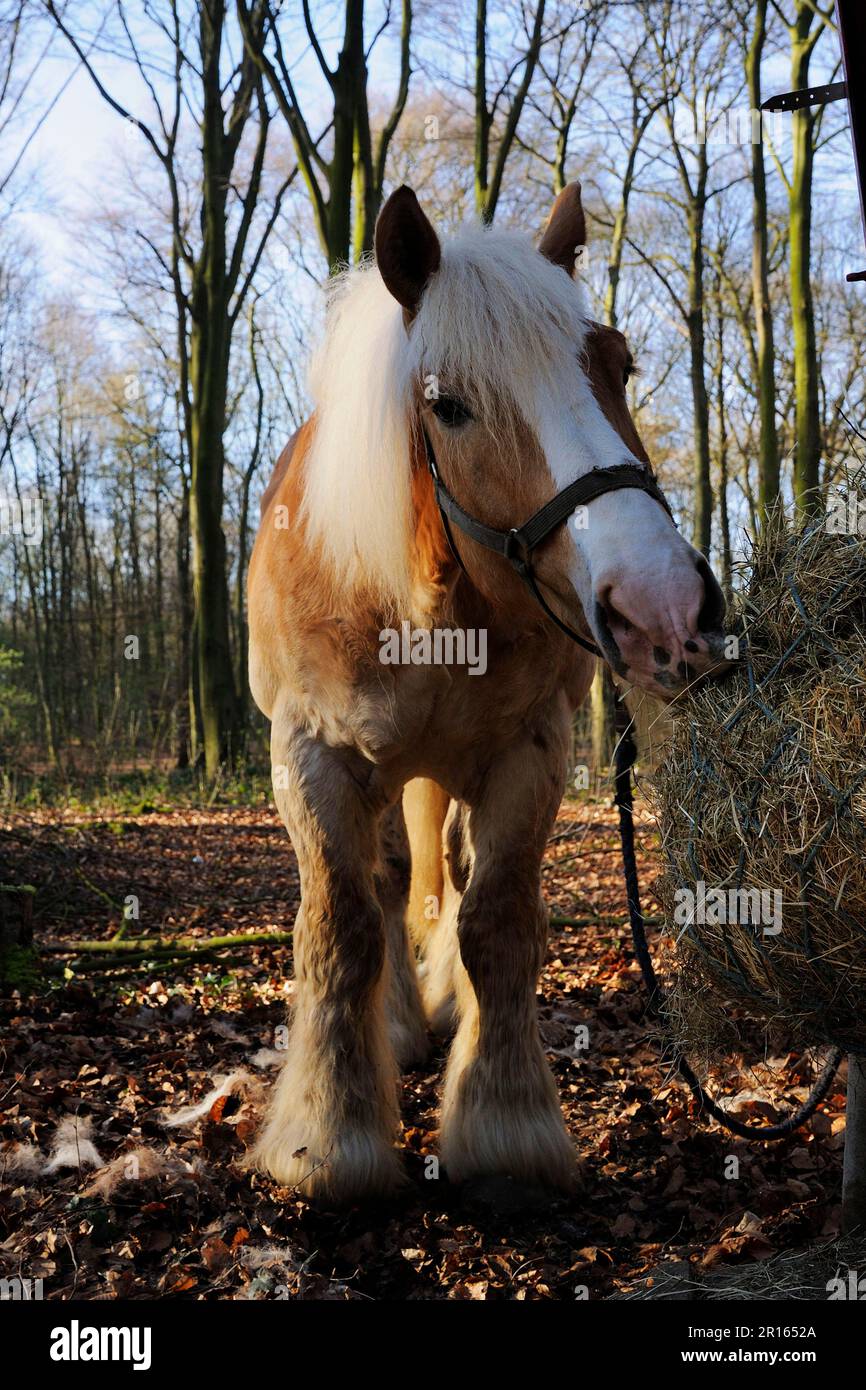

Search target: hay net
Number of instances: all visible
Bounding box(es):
[651,511,866,1057]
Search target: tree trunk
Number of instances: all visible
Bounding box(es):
[590,666,616,773]
[474,0,545,224]
[474,0,491,219]
[789,9,822,515]
[604,135,642,330]
[747,0,780,518]
[327,12,359,269]
[0,884,37,990]
[187,4,242,777]
[349,4,376,261]
[189,312,237,775]
[175,479,192,768]
[714,271,733,600]
[594,133,644,763]
[688,189,712,556]
[234,452,257,746]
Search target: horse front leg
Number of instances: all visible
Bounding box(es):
[440,704,578,1193]
[252,726,401,1201]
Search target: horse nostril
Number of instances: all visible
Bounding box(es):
[597,586,631,633]
[695,557,726,633]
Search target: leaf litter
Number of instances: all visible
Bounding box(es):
[0,797,847,1300]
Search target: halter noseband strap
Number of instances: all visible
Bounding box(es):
[421,424,676,658]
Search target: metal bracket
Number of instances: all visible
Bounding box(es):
[761,81,848,113]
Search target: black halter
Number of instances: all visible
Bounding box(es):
[421,424,675,657]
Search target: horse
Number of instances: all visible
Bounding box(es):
[247,182,728,1202]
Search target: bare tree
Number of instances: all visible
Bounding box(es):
[474,0,546,221]
[743,0,780,517]
[633,0,741,555]
[769,0,837,514]
[46,1,295,774]
[518,0,603,196]
[238,0,412,268]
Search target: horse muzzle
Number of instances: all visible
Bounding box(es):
[591,552,735,700]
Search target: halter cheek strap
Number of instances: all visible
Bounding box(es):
[421,424,676,658]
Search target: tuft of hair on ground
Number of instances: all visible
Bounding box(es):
[2,1141,44,1180]
[3,1060,272,1194]
[161,1068,267,1128]
[650,505,866,1057]
[43,1116,104,1174]
[3,1117,106,1183]
[83,1146,193,1198]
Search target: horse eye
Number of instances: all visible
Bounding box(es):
[432,395,472,427]
[623,366,632,386]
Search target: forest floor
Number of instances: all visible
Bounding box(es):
[0,792,850,1301]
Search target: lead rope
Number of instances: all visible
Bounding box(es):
[612,706,843,1140]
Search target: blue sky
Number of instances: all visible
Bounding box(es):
[15,3,863,284]
[16,3,406,282]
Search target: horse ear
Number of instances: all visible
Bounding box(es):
[538,182,587,277]
[375,185,441,314]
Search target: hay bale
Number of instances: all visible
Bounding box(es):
[651,514,866,1055]
[615,1234,866,1301]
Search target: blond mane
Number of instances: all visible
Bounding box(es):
[301,222,590,614]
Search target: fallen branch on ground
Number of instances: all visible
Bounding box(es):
[39,929,293,956]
